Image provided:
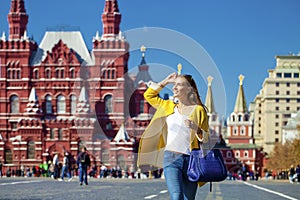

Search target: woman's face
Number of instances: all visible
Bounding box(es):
[172,77,191,100]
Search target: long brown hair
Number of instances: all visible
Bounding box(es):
[181,74,208,112]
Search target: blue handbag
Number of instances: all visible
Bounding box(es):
[187,148,227,183]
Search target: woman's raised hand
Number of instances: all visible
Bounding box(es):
[159,72,178,87]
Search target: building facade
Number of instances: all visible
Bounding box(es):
[0,0,151,175]
[204,75,264,175]
[254,55,300,153]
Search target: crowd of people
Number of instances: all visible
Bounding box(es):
[1,152,299,186]
[0,147,160,183]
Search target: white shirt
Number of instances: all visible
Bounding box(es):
[165,107,190,155]
[53,155,58,165]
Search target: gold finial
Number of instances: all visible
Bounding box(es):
[177,63,182,75]
[207,76,213,86]
[140,45,146,57]
[239,74,244,85]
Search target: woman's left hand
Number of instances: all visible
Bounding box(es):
[184,119,197,130]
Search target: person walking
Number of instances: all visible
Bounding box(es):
[289,165,296,184]
[52,153,59,179]
[77,147,90,186]
[295,164,300,184]
[0,160,3,177]
[138,72,209,200]
[59,152,72,182]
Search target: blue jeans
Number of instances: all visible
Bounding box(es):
[79,164,88,185]
[61,165,71,180]
[163,151,198,200]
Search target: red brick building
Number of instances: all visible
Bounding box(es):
[223,75,264,176]
[0,0,152,175]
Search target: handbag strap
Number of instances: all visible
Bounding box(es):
[194,129,211,150]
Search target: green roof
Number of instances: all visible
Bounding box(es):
[227,143,262,149]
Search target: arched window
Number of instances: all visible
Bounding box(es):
[244,151,249,158]
[139,99,144,113]
[10,95,19,113]
[45,95,52,114]
[55,70,59,78]
[233,126,238,135]
[12,70,16,79]
[104,95,112,114]
[27,140,35,159]
[45,69,51,79]
[57,95,66,114]
[7,69,11,79]
[58,129,63,140]
[107,70,110,79]
[111,69,115,79]
[61,69,64,78]
[232,114,235,122]
[70,95,77,114]
[226,151,232,158]
[235,151,240,158]
[17,70,21,79]
[240,126,246,135]
[238,115,242,122]
[70,68,75,78]
[102,70,106,78]
[34,69,39,79]
[50,129,55,140]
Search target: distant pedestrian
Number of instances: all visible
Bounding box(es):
[77,147,90,186]
[6,167,11,177]
[32,166,36,177]
[59,152,72,182]
[289,165,296,184]
[53,153,59,179]
[255,170,259,181]
[0,161,3,177]
[295,165,300,184]
[241,163,248,181]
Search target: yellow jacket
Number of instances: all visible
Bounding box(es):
[137,82,209,169]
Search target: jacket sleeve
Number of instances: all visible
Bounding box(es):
[144,81,165,109]
[190,106,209,145]
[76,153,81,165]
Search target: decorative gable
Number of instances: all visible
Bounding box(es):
[42,39,81,65]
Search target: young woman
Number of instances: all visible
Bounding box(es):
[138,72,209,200]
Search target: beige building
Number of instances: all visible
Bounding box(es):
[254,54,300,154]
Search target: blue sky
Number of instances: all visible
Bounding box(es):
[1,0,300,117]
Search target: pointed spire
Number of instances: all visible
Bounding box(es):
[24,87,42,115]
[234,74,248,113]
[1,32,6,41]
[76,86,91,114]
[22,30,28,40]
[112,123,131,143]
[205,76,215,113]
[28,87,38,102]
[95,31,99,40]
[8,0,28,39]
[134,45,152,87]
[140,45,147,65]
[101,0,121,37]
